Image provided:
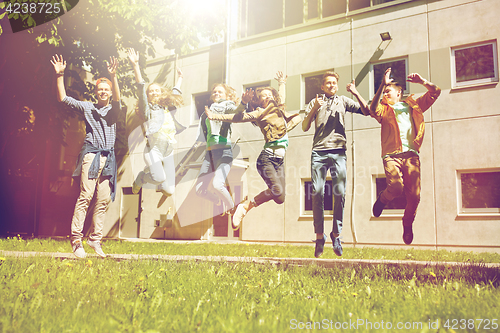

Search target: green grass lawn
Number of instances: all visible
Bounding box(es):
[1,236,500,263]
[0,256,498,332]
[1,237,499,332]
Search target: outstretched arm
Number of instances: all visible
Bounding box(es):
[346,79,369,116]
[107,56,120,102]
[205,106,259,123]
[50,54,67,102]
[127,48,143,83]
[302,95,324,131]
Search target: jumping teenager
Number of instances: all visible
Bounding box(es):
[205,72,301,230]
[51,54,122,259]
[370,67,440,245]
[127,48,185,197]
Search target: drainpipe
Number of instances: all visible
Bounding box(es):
[224,0,231,84]
[349,17,358,245]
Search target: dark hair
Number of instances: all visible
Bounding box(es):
[249,87,283,111]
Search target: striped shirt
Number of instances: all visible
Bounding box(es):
[62,96,120,149]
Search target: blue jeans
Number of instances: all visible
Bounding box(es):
[311,149,346,236]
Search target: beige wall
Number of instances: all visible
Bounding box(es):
[103,0,500,252]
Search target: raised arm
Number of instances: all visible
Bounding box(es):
[127,48,143,83]
[174,67,183,92]
[274,71,287,104]
[407,73,441,111]
[407,73,439,94]
[107,56,120,102]
[302,95,325,131]
[370,67,393,115]
[346,79,369,116]
[50,54,67,102]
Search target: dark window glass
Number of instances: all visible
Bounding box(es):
[455,44,496,83]
[305,180,334,212]
[194,92,211,121]
[461,172,500,209]
[375,177,407,210]
[373,59,407,95]
[305,74,324,106]
[373,0,396,5]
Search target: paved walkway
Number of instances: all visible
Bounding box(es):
[2,250,499,269]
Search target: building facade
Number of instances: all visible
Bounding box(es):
[33,0,500,252]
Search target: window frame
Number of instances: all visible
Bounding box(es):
[302,71,326,110]
[238,0,414,40]
[372,174,405,218]
[456,168,500,217]
[301,178,334,217]
[191,91,212,126]
[451,40,499,89]
[370,57,409,100]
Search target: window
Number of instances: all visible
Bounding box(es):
[244,81,271,93]
[323,0,346,17]
[458,170,500,215]
[239,0,407,38]
[371,58,408,99]
[304,73,324,108]
[349,0,370,11]
[451,41,498,88]
[285,0,303,27]
[304,179,334,215]
[374,176,406,216]
[240,0,282,37]
[192,92,211,124]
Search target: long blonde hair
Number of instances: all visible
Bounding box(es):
[135,83,184,117]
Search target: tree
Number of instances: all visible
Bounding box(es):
[0,0,226,236]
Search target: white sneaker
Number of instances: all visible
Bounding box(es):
[87,240,107,258]
[72,240,86,259]
[231,203,248,230]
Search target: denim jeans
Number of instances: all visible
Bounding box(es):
[311,149,346,236]
[254,150,286,206]
[195,147,234,210]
